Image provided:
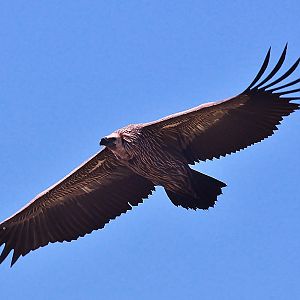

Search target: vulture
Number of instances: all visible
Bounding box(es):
[1,45,299,267]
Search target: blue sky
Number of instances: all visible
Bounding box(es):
[0,1,299,299]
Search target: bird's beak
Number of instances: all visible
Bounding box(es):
[100,137,109,146]
[100,137,116,147]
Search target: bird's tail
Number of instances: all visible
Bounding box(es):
[165,169,226,210]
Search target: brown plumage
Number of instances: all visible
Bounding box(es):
[1,45,299,266]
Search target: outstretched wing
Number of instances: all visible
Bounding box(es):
[0,148,155,266]
[143,45,300,163]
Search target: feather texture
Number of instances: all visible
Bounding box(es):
[0,148,154,266]
[144,46,299,163]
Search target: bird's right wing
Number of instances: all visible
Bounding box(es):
[0,147,155,266]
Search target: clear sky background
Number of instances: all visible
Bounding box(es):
[0,1,299,299]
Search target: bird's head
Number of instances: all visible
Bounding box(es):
[99,126,139,160]
[99,132,122,149]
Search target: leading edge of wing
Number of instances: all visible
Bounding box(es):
[0,149,110,225]
[142,45,300,130]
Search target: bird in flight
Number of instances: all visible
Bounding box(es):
[0,45,299,266]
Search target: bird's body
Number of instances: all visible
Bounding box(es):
[1,45,299,266]
[113,125,191,191]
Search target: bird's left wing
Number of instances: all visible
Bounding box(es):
[0,147,155,266]
[143,45,300,163]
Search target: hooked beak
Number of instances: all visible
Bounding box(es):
[100,137,116,147]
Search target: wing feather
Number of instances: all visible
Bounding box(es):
[0,148,155,266]
[143,46,299,163]
[246,47,271,90]
[252,44,287,89]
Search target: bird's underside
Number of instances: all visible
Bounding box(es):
[1,45,299,266]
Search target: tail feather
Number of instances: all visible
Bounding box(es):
[165,170,226,210]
